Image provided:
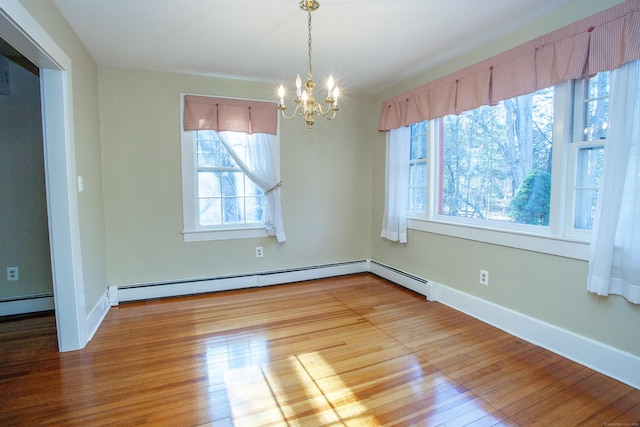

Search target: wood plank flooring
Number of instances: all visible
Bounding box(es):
[1,273,639,426]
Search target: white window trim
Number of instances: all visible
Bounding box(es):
[179,94,274,242]
[407,218,589,260]
[406,81,590,261]
[564,77,608,242]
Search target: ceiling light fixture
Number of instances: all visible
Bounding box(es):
[278,0,339,131]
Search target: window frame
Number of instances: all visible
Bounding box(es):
[180,94,279,242]
[406,80,592,260]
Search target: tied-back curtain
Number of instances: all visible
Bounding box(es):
[379,0,640,131]
[217,131,286,243]
[184,95,278,135]
[587,60,640,304]
[381,126,410,243]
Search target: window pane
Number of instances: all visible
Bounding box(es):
[199,198,221,226]
[584,98,609,141]
[440,88,554,225]
[221,171,242,197]
[410,121,427,160]
[223,197,244,224]
[245,178,263,196]
[198,171,220,197]
[574,146,604,230]
[196,131,237,167]
[574,190,598,230]
[245,197,264,223]
[582,73,610,141]
[587,72,610,99]
[576,146,604,187]
[197,138,219,167]
[409,163,427,212]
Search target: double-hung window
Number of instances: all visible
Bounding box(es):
[568,73,609,236]
[403,72,610,258]
[193,130,266,227]
[180,95,285,242]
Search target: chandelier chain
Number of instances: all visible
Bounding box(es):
[307,10,313,80]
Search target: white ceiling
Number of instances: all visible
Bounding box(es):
[51,0,576,94]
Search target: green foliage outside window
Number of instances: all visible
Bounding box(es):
[509,170,551,225]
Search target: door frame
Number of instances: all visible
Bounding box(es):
[0,0,87,351]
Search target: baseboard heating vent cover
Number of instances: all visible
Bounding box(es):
[369,260,434,300]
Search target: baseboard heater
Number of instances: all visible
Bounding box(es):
[369,260,434,300]
[0,293,55,316]
[109,260,369,305]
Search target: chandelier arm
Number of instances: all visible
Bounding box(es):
[317,104,337,119]
[314,103,331,116]
[279,106,303,120]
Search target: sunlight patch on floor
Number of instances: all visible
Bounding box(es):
[207,339,379,426]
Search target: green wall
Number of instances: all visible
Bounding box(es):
[370,0,640,357]
[98,67,372,286]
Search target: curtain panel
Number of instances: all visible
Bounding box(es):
[379,0,640,131]
[184,95,278,135]
[587,60,640,304]
[217,131,287,243]
[381,127,410,243]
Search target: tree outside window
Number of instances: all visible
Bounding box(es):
[440,87,554,225]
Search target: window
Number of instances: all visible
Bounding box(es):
[194,131,265,227]
[180,95,283,242]
[440,87,554,226]
[404,73,610,258]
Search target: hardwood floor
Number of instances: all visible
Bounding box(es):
[1,273,639,426]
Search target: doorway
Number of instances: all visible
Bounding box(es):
[0,1,87,351]
[0,47,53,318]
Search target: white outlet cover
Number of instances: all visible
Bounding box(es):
[7,267,19,281]
[479,270,489,285]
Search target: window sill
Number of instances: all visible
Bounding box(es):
[407,218,589,261]
[183,227,268,242]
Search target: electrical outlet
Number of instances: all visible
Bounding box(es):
[256,246,264,258]
[479,269,489,286]
[7,267,19,281]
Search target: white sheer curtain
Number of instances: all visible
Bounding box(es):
[587,60,640,304]
[381,126,410,243]
[218,131,286,242]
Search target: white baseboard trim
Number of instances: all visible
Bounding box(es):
[111,260,370,304]
[434,284,640,390]
[0,294,54,316]
[86,290,110,342]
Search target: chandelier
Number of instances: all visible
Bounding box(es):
[278,0,339,131]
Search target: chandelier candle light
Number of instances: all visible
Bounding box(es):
[278,0,339,131]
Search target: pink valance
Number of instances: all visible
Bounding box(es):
[184,95,278,135]
[379,0,640,131]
